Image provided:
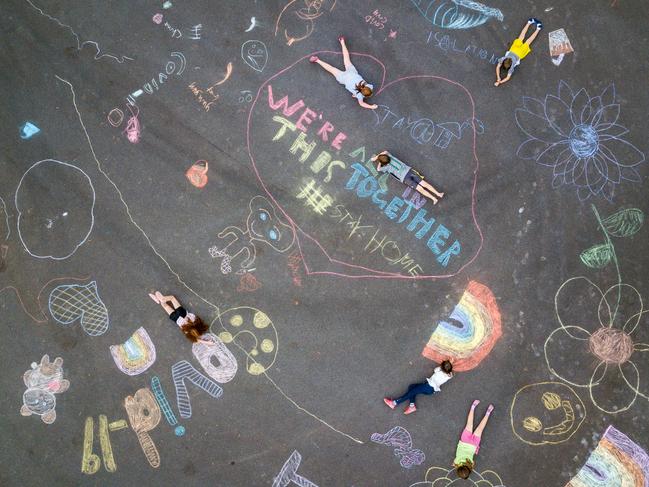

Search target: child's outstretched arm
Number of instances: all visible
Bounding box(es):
[497,74,512,86]
[358,99,378,110]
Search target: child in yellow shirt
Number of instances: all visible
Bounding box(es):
[495,18,543,87]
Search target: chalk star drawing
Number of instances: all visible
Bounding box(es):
[410,0,503,30]
[566,426,649,486]
[411,466,506,486]
[422,281,502,371]
[515,81,645,201]
[48,281,109,336]
[545,276,649,414]
[273,450,319,487]
[20,354,70,424]
[296,179,334,215]
[110,327,157,375]
[371,426,425,469]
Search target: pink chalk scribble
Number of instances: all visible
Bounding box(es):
[124,105,141,144]
[389,30,398,39]
[152,13,164,24]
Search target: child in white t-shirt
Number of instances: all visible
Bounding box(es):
[383,360,453,414]
[149,291,210,343]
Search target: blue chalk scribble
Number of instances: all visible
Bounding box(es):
[20,122,41,139]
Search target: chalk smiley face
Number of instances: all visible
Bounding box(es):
[510,382,586,445]
[241,40,268,72]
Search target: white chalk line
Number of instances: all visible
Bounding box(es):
[0,197,10,240]
[55,75,364,445]
[24,0,133,63]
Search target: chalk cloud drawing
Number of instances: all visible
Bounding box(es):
[566,426,649,486]
[124,388,161,468]
[273,450,319,487]
[241,40,268,72]
[515,81,645,201]
[171,360,223,419]
[15,159,95,260]
[545,276,649,414]
[371,426,425,468]
[192,332,238,383]
[209,195,295,275]
[422,281,502,371]
[20,354,69,424]
[110,327,157,375]
[410,0,503,30]
[151,376,185,436]
[510,382,586,446]
[216,307,278,375]
[411,466,506,486]
[49,281,109,336]
[275,0,336,46]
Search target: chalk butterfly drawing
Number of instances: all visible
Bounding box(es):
[48,281,109,336]
[515,81,645,201]
[410,0,503,30]
[371,426,425,469]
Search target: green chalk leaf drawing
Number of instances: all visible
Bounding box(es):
[580,243,613,268]
[602,208,644,238]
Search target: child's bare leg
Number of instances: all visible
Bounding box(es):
[340,37,352,69]
[473,404,494,437]
[314,58,343,78]
[420,180,444,198]
[517,23,532,40]
[525,27,541,46]
[415,185,439,204]
[159,301,175,315]
[464,399,480,433]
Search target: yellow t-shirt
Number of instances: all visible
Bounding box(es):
[509,39,531,59]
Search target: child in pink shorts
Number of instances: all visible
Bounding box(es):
[453,400,494,480]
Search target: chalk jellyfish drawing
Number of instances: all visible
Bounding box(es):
[371,426,426,469]
[241,40,268,72]
[409,0,504,30]
[413,466,506,487]
[20,354,70,424]
[273,450,319,487]
[566,426,649,486]
[110,327,157,375]
[186,160,209,188]
[515,81,645,201]
[48,281,110,336]
[15,159,95,260]
[422,281,502,371]
[275,0,337,46]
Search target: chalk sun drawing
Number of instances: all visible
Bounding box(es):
[110,327,157,375]
[545,276,649,414]
[15,159,95,260]
[371,426,425,469]
[515,81,645,201]
[412,466,506,487]
[422,280,502,371]
[273,450,319,487]
[20,354,70,424]
[48,281,109,336]
[566,426,649,486]
[410,0,504,30]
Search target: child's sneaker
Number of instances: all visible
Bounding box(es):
[527,18,536,24]
[404,403,417,415]
[383,398,396,409]
[309,55,319,63]
[535,21,543,30]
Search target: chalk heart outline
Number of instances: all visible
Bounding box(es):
[247,51,484,280]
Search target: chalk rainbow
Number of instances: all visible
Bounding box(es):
[110,327,156,376]
[422,280,501,371]
[566,426,649,487]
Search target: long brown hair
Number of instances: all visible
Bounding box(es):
[455,461,473,479]
[180,316,209,343]
[355,82,373,98]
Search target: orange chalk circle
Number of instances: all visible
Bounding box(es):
[186,160,209,188]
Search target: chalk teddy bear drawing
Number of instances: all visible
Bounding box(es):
[20,354,70,424]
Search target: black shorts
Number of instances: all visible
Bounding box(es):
[169,306,187,322]
[403,169,424,189]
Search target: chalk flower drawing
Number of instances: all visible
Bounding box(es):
[545,277,649,414]
[411,466,505,486]
[515,81,645,200]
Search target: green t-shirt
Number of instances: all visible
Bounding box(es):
[454,441,477,466]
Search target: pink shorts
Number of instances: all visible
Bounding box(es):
[460,429,481,454]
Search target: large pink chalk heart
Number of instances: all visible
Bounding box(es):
[247,52,483,279]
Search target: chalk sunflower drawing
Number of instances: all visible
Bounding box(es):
[545,277,649,414]
[515,81,645,201]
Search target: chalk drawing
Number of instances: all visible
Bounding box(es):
[152,13,163,24]
[186,24,202,40]
[209,195,295,274]
[545,276,649,414]
[126,52,186,105]
[19,121,40,139]
[20,354,69,424]
[371,426,426,468]
[24,0,133,62]
[124,388,162,468]
[566,426,649,486]
[81,415,127,474]
[422,281,502,371]
[275,0,336,46]
[0,244,7,273]
[239,90,254,103]
[185,160,209,188]
[413,466,506,486]
[57,74,364,445]
[0,196,10,240]
[297,179,334,215]
[48,281,109,336]
[510,382,586,445]
[192,332,238,383]
[107,108,124,127]
[216,307,278,375]
[188,62,233,112]
[163,1,172,8]
[245,16,258,32]
[172,360,223,419]
[426,29,501,65]
[273,450,319,487]
[241,40,268,72]
[515,81,645,201]
[15,159,95,260]
[365,9,388,29]
[124,105,141,143]
[410,0,503,30]
[151,376,185,436]
[548,29,573,66]
[389,30,398,39]
[110,327,157,375]
[287,249,303,286]
[237,272,262,292]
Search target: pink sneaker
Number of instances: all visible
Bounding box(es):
[383,398,396,409]
[338,36,345,42]
[404,404,417,415]
[309,55,319,63]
